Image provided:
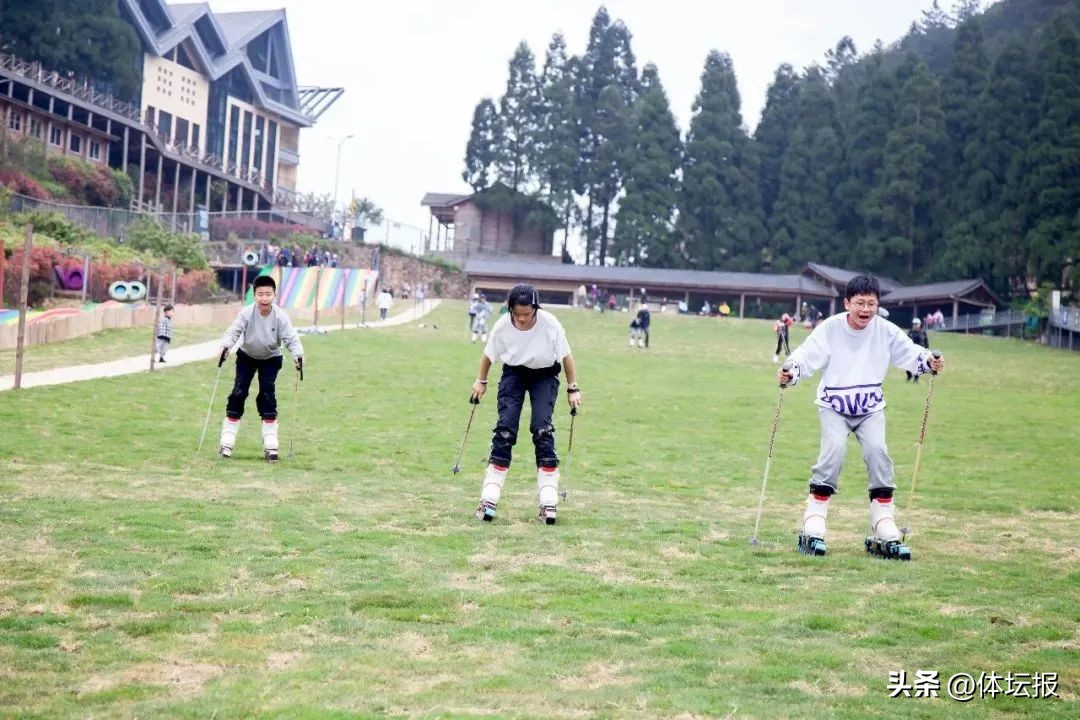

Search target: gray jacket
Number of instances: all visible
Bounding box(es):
[221,304,303,360]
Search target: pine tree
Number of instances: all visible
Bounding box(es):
[463,99,500,192]
[864,55,948,279]
[679,51,765,271]
[1023,15,1080,287]
[0,0,143,100]
[536,34,582,256]
[592,84,634,264]
[494,42,541,193]
[768,66,845,270]
[937,16,991,280]
[840,50,899,264]
[972,40,1040,291]
[755,64,801,221]
[612,64,683,267]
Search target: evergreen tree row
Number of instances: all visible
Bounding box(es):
[464,1,1080,295]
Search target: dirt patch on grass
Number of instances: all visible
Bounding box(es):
[558,661,634,690]
[79,658,224,697]
[266,651,303,671]
[789,677,867,698]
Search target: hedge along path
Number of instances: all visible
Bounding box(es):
[0,299,440,392]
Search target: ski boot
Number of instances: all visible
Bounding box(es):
[865,496,911,561]
[219,418,240,457]
[261,419,280,463]
[475,463,508,521]
[538,505,557,525]
[797,491,830,556]
[798,534,827,556]
[474,499,497,522]
[865,536,912,560]
[537,466,560,525]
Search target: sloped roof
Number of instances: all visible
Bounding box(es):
[421,192,472,207]
[803,262,903,292]
[116,0,326,126]
[881,279,1000,305]
[465,259,838,297]
[215,10,285,49]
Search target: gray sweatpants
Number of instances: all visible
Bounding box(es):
[809,407,894,493]
[155,337,170,359]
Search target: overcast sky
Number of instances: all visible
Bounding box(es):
[207,0,950,237]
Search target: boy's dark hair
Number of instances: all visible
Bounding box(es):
[163,304,174,312]
[253,275,277,292]
[507,284,540,309]
[845,274,880,300]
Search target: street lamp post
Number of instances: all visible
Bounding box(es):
[331,134,355,237]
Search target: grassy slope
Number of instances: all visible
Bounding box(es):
[0,301,1075,719]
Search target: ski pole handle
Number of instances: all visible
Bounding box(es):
[930,349,942,375]
[469,395,480,405]
[218,348,228,367]
[780,362,793,388]
[570,406,577,416]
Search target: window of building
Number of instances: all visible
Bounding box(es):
[50,126,62,146]
[89,141,101,160]
[29,118,42,139]
[253,115,265,171]
[191,123,201,151]
[227,105,240,165]
[69,134,82,154]
[241,110,253,170]
[266,120,277,186]
[176,117,189,147]
[7,112,22,132]
[146,105,156,126]
[159,110,173,143]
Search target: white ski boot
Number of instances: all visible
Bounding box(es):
[797,492,830,556]
[219,418,240,457]
[537,466,560,525]
[261,419,280,463]
[866,497,911,560]
[475,463,507,521]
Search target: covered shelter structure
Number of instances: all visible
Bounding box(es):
[464,259,838,317]
[880,279,1002,326]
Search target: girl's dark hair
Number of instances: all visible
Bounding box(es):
[507,284,540,309]
[253,275,277,292]
[845,274,880,300]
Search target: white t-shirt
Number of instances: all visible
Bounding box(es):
[787,312,932,417]
[484,308,571,369]
[376,291,393,310]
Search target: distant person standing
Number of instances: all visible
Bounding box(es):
[607,293,617,313]
[376,287,393,321]
[155,304,174,363]
[773,312,793,363]
[471,294,492,343]
[635,303,651,348]
[905,318,929,382]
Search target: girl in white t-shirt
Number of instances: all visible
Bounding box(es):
[778,275,945,559]
[469,284,583,524]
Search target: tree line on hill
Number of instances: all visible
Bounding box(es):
[462,0,1080,298]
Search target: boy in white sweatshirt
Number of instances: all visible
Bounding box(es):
[778,275,945,558]
[218,275,304,461]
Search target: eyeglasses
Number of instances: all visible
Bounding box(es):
[849,300,878,310]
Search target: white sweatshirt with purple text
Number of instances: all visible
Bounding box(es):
[786,312,933,417]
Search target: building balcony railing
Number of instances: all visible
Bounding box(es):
[1,51,275,196]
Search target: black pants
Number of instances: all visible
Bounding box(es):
[775,333,790,355]
[226,350,283,420]
[490,363,560,469]
[641,327,650,348]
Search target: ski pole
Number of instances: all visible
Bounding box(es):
[196,348,229,455]
[452,396,480,475]
[560,407,577,501]
[751,363,791,546]
[903,350,941,534]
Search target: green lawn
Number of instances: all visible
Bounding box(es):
[0,301,1075,718]
[0,300,423,375]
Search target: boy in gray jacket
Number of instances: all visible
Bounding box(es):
[218,275,304,461]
